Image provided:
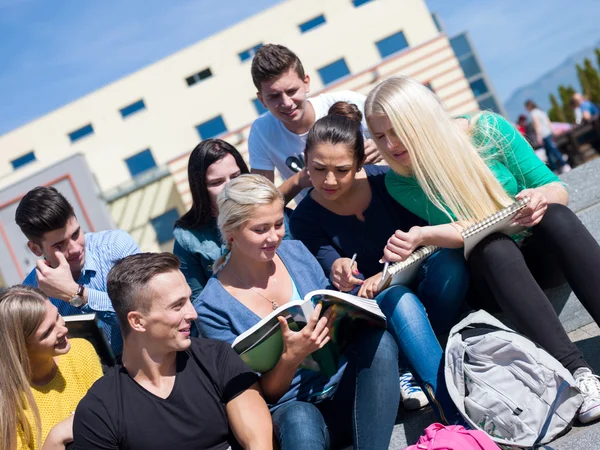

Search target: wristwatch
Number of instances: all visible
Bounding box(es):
[69,285,85,308]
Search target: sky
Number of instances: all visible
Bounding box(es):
[1,0,600,136]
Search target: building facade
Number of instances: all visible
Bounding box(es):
[0,0,486,266]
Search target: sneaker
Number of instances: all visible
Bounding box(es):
[560,163,572,174]
[574,367,600,424]
[399,368,429,411]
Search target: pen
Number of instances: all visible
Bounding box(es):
[349,253,357,273]
[382,260,389,281]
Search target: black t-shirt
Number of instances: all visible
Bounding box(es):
[73,338,258,450]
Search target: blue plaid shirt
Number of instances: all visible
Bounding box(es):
[23,229,140,355]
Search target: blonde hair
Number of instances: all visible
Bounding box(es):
[365,75,514,221]
[213,174,284,273]
[0,286,48,450]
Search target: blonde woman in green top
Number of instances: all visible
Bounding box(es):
[365,75,600,424]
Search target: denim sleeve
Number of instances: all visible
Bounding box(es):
[174,239,209,300]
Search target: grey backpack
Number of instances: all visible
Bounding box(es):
[445,310,583,448]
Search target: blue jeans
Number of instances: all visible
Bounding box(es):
[542,136,566,171]
[271,328,399,450]
[376,248,469,423]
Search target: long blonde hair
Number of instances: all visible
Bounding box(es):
[365,75,513,221]
[213,174,284,273]
[0,286,48,450]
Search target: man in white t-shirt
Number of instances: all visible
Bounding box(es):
[248,44,381,202]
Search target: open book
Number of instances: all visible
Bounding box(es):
[462,197,530,259]
[64,313,116,366]
[231,289,386,377]
[378,245,440,291]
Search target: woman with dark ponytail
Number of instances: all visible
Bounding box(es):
[289,102,469,422]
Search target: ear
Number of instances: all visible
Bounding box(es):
[256,92,265,108]
[127,311,146,333]
[304,74,311,93]
[27,241,43,257]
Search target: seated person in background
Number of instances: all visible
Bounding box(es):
[0,285,102,450]
[17,186,140,355]
[248,44,382,203]
[174,139,291,301]
[572,92,599,124]
[289,102,468,420]
[196,174,400,450]
[73,253,272,450]
[367,75,600,424]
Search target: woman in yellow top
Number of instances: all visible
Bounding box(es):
[0,285,103,450]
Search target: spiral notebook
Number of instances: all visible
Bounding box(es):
[378,245,440,291]
[462,196,530,259]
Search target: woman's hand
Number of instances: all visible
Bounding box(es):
[278,303,332,366]
[358,272,383,299]
[42,414,73,450]
[515,189,548,227]
[330,258,363,292]
[382,226,424,263]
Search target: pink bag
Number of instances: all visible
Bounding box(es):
[404,423,500,450]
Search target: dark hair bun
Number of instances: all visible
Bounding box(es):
[327,101,362,125]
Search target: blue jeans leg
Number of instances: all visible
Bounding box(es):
[415,248,469,335]
[543,136,565,171]
[272,401,329,450]
[376,285,460,423]
[319,328,400,450]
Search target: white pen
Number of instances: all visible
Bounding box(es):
[382,260,390,281]
[349,253,358,273]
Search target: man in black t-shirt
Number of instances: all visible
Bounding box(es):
[73,253,273,450]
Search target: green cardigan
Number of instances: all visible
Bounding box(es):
[385,112,561,225]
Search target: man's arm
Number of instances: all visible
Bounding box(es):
[226,383,273,450]
[251,168,274,182]
[252,168,310,205]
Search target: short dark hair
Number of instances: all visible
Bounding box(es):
[305,101,365,167]
[107,253,181,336]
[525,99,536,109]
[175,139,249,230]
[251,44,305,91]
[15,186,75,243]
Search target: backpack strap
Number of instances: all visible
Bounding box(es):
[531,380,570,449]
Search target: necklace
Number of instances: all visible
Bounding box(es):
[227,264,280,310]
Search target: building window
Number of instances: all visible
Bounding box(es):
[186,68,213,87]
[239,43,263,62]
[11,151,36,170]
[68,124,94,143]
[299,14,326,33]
[459,55,482,79]
[352,0,373,7]
[119,99,146,118]
[318,58,351,86]
[450,34,472,58]
[125,148,157,178]
[252,98,268,116]
[151,208,180,244]
[478,95,501,113]
[470,78,489,97]
[376,30,409,59]
[196,115,228,140]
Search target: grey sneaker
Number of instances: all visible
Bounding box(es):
[399,368,429,411]
[574,367,600,424]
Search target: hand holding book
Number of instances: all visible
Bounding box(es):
[276,302,332,366]
[382,226,424,264]
[514,189,549,227]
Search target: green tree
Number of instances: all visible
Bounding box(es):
[595,48,600,75]
[583,58,600,104]
[548,93,566,123]
[577,63,591,97]
[558,85,576,123]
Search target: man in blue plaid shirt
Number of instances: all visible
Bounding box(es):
[18,186,140,355]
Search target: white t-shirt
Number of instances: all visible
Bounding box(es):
[248,90,368,180]
[529,108,553,138]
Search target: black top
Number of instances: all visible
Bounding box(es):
[290,165,425,278]
[73,338,258,450]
